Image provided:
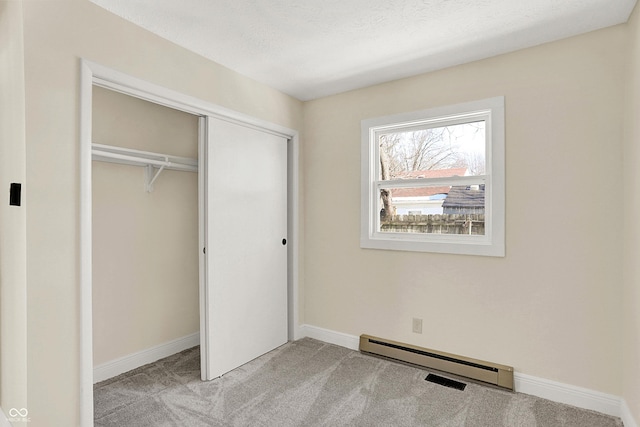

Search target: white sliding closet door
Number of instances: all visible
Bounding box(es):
[203,116,288,379]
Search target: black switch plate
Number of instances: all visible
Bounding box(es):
[9,183,21,206]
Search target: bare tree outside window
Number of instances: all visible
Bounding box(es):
[380,121,485,179]
[378,121,486,228]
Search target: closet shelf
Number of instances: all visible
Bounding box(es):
[92,143,198,192]
[92,143,198,172]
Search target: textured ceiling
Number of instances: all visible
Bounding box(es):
[90,0,637,101]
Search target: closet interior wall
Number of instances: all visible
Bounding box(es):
[92,86,199,367]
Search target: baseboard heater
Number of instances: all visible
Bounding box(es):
[359,334,514,391]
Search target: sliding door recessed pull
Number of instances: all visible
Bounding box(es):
[282,239,287,245]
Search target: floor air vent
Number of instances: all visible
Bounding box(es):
[359,334,514,391]
[425,373,467,391]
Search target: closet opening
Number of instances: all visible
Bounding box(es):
[91,86,201,383]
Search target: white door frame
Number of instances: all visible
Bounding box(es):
[79,59,300,426]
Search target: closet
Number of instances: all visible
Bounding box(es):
[80,62,296,422]
[91,87,200,374]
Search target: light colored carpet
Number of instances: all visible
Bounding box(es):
[94,338,623,426]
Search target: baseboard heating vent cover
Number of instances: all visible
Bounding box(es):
[359,334,514,391]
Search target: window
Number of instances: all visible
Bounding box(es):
[360,97,505,256]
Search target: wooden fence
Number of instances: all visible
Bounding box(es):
[381,214,485,235]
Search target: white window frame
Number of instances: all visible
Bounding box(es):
[360,96,505,257]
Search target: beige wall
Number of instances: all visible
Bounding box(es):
[0,0,27,413]
[303,26,626,396]
[623,2,640,423]
[19,0,302,424]
[9,0,640,425]
[92,87,199,366]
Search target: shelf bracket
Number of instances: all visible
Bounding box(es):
[145,163,167,193]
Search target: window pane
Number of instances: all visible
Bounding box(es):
[379,121,485,180]
[379,185,485,235]
[362,96,504,255]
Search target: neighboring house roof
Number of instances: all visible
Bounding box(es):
[392,186,450,198]
[390,168,467,198]
[391,168,468,180]
[442,185,485,208]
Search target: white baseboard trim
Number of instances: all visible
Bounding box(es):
[298,324,631,422]
[514,372,621,417]
[621,399,639,427]
[93,332,200,383]
[299,324,359,350]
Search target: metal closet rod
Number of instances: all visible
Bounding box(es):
[92,143,198,192]
[91,143,198,172]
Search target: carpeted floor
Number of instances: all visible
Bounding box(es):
[94,338,623,426]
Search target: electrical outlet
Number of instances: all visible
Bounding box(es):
[412,318,423,334]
